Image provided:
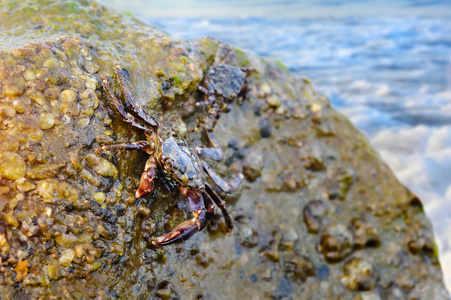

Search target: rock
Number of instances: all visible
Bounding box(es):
[0,0,448,299]
[259,118,272,138]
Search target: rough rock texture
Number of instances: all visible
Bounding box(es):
[0,0,449,299]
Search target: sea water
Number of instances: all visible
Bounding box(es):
[101,0,451,292]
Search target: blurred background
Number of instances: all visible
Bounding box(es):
[99,0,451,292]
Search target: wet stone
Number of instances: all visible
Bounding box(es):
[0,152,26,180]
[44,86,60,100]
[259,118,272,138]
[84,62,100,74]
[59,249,75,267]
[341,258,378,291]
[59,89,77,103]
[93,191,106,203]
[38,112,56,130]
[36,179,79,204]
[261,235,281,262]
[353,292,382,300]
[15,178,36,192]
[23,69,36,81]
[27,164,63,180]
[26,89,46,105]
[86,154,118,179]
[303,200,328,233]
[27,79,46,91]
[80,89,99,109]
[319,224,354,262]
[77,116,90,128]
[0,186,10,195]
[21,219,40,237]
[0,231,11,254]
[4,77,26,97]
[0,103,16,121]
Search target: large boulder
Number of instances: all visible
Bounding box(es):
[0,0,449,298]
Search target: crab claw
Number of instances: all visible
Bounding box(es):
[136,169,155,198]
[152,218,200,246]
[135,157,157,198]
[153,188,213,247]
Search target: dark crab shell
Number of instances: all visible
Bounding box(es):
[158,129,204,190]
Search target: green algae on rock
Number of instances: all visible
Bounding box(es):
[0,0,450,299]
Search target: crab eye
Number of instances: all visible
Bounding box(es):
[164,157,174,169]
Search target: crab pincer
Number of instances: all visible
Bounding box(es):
[153,189,214,246]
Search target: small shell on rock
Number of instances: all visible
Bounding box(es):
[303,200,328,233]
[282,253,316,281]
[242,148,264,182]
[319,224,354,262]
[341,257,378,291]
[352,219,380,248]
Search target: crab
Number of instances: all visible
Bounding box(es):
[196,41,249,131]
[96,62,243,246]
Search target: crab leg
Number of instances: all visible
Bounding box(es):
[196,129,243,192]
[95,141,151,154]
[204,183,233,231]
[101,76,151,132]
[136,157,158,198]
[196,129,224,161]
[153,188,214,246]
[114,62,159,128]
[202,161,243,193]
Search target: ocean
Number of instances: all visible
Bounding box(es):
[100,0,451,292]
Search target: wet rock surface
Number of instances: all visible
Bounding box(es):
[0,0,449,299]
